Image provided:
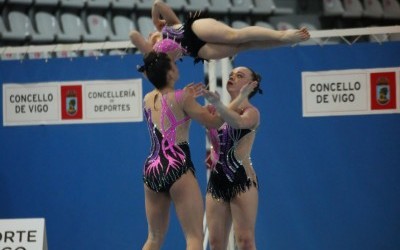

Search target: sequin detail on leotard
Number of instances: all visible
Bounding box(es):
[207,123,258,201]
[153,25,187,57]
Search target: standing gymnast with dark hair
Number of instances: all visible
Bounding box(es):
[201,66,262,250]
[139,51,222,250]
[130,0,310,62]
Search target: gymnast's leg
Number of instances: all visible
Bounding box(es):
[206,193,232,250]
[230,187,258,250]
[192,18,309,45]
[142,185,171,250]
[170,172,204,250]
[198,40,294,60]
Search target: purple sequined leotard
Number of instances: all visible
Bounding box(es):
[153,11,208,63]
[207,123,258,201]
[153,25,187,56]
[143,90,195,192]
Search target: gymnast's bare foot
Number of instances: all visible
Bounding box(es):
[281,27,310,43]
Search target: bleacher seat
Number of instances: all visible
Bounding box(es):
[109,15,135,41]
[274,0,296,14]
[34,0,59,6]
[83,14,110,42]
[31,11,57,43]
[382,0,400,19]
[323,0,344,16]
[255,21,274,29]
[57,12,83,42]
[342,0,363,18]
[252,0,275,15]
[165,0,185,11]
[7,0,33,5]
[1,11,31,41]
[60,0,85,8]
[208,0,231,13]
[230,0,253,14]
[87,0,110,9]
[111,0,135,10]
[363,0,383,18]
[186,0,209,12]
[137,15,154,39]
[0,13,6,35]
[136,0,153,11]
[231,20,250,29]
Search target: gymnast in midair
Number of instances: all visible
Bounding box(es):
[130,0,310,63]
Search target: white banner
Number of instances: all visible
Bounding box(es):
[2,79,143,126]
[84,80,142,122]
[3,84,60,124]
[302,67,400,117]
[0,218,47,250]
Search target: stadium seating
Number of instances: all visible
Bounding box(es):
[209,0,231,14]
[57,12,83,42]
[382,0,400,19]
[60,0,85,9]
[31,11,58,43]
[87,0,111,9]
[1,11,31,41]
[165,0,185,11]
[186,0,209,12]
[323,0,344,16]
[252,0,275,15]
[230,0,253,14]
[342,0,363,18]
[111,0,135,10]
[109,15,135,41]
[363,0,383,18]
[83,14,110,42]
[137,15,154,39]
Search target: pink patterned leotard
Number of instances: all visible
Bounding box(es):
[143,89,194,192]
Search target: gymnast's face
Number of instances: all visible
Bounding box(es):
[227,67,253,95]
[148,31,162,46]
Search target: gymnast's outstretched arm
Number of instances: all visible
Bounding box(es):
[129,30,153,54]
[202,89,259,129]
